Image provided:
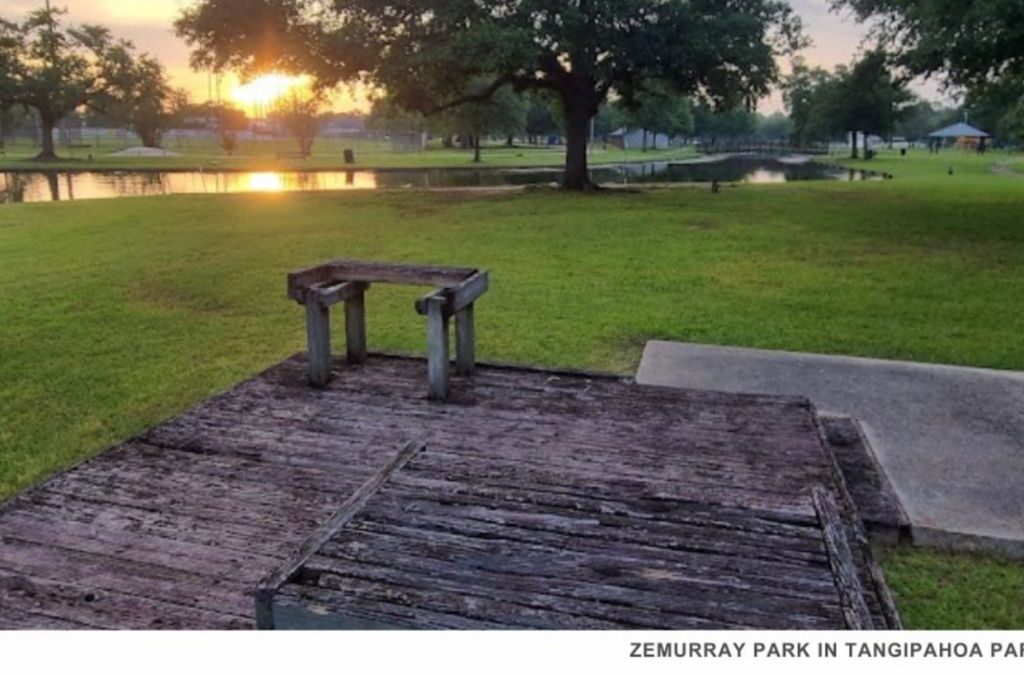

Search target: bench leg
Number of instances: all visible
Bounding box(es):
[455,303,475,376]
[425,298,450,401]
[305,301,332,388]
[345,289,367,364]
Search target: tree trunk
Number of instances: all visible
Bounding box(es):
[562,101,596,191]
[473,135,481,163]
[850,131,859,160]
[506,134,514,148]
[37,113,58,161]
[642,129,648,152]
[139,126,160,148]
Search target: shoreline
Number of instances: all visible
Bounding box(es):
[0,151,701,175]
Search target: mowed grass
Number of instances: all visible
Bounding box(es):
[0,137,696,171]
[878,546,1024,629]
[1,148,1022,627]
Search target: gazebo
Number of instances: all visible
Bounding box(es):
[928,122,991,151]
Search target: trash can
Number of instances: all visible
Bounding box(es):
[343,149,355,164]
[900,148,907,156]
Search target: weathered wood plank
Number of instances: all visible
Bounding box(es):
[255,440,426,629]
[345,497,834,572]
[344,287,368,364]
[455,304,476,376]
[819,416,911,543]
[0,572,252,630]
[288,260,476,299]
[0,535,252,618]
[304,302,332,387]
[425,297,450,400]
[414,270,489,317]
[304,280,367,308]
[812,486,875,630]
[300,548,840,630]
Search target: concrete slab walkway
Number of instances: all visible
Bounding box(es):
[637,341,1024,555]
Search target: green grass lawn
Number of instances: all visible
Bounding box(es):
[879,546,1024,629]
[0,136,696,171]
[1,147,1022,627]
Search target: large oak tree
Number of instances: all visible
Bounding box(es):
[175,0,803,190]
[0,6,138,160]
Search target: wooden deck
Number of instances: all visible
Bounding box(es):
[0,355,899,629]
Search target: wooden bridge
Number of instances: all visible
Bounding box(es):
[696,141,831,156]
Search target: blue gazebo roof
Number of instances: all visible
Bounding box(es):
[929,122,991,139]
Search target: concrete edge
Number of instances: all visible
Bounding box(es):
[644,340,1024,382]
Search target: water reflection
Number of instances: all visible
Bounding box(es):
[0,156,877,204]
[247,172,286,192]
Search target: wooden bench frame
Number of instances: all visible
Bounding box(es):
[287,260,489,400]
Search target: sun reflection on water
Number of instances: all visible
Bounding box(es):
[246,172,286,192]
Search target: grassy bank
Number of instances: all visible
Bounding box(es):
[879,546,1024,629]
[0,137,696,172]
[1,148,1022,627]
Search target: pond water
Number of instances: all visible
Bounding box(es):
[0,155,876,204]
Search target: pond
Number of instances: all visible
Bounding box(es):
[0,155,877,204]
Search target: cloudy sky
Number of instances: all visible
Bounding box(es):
[3,0,944,113]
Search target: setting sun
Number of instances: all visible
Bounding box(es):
[230,73,309,114]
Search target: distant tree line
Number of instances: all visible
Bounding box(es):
[366,82,796,163]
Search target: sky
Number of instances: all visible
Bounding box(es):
[2,0,946,114]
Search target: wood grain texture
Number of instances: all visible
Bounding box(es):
[819,416,911,543]
[256,441,426,629]
[344,289,368,364]
[426,299,450,400]
[304,302,332,387]
[454,305,476,376]
[0,354,897,630]
[288,260,476,301]
[813,486,874,630]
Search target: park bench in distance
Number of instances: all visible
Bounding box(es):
[287,259,489,400]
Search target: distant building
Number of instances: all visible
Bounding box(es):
[928,122,991,150]
[609,128,671,151]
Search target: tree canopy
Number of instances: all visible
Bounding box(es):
[693,103,758,141]
[781,57,836,144]
[833,0,1024,94]
[433,81,527,161]
[270,86,326,157]
[615,82,694,147]
[0,5,140,159]
[782,50,911,156]
[176,0,803,190]
[102,54,177,148]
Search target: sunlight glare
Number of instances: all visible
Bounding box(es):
[230,74,309,111]
[246,172,286,193]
